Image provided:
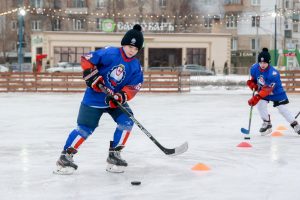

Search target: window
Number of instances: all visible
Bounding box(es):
[31,20,41,31]
[72,0,85,8]
[149,48,182,67]
[186,48,206,66]
[12,42,17,51]
[251,0,260,6]
[54,47,91,63]
[224,0,241,5]
[204,17,213,28]
[231,37,237,50]
[285,0,292,9]
[203,0,213,5]
[96,18,101,30]
[96,0,104,8]
[30,0,43,7]
[53,19,61,31]
[159,0,166,7]
[73,19,84,30]
[251,16,260,27]
[293,23,299,33]
[226,15,237,28]
[11,21,17,30]
[54,0,62,9]
[251,38,260,50]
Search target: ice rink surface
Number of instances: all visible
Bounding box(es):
[1,89,300,200]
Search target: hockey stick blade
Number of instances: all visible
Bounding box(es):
[241,127,250,134]
[165,141,188,156]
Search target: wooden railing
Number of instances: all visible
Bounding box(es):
[0,71,190,93]
[279,70,300,93]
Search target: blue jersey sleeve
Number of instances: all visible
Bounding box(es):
[88,47,109,66]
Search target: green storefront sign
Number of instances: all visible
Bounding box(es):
[102,19,115,32]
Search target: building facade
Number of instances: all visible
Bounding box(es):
[31,31,231,74]
[1,0,300,73]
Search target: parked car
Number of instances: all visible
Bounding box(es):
[46,62,82,73]
[0,65,9,72]
[180,64,214,75]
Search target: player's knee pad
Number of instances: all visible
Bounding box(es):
[77,125,94,139]
[117,121,133,131]
[116,114,134,130]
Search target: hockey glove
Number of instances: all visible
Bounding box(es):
[248,94,261,106]
[105,91,127,108]
[83,67,105,92]
[246,79,258,91]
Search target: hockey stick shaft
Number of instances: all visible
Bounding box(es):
[98,85,187,155]
[241,89,255,134]
[295,111,300,119]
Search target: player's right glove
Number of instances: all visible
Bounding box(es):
[246,79,258,91]
[248,94,261,106]
[83,67,104,92]
[105,91,127,108]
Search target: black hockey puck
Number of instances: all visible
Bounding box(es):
[244,137,251,140]
[131,181,141,186]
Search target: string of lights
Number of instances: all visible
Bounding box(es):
[1,6,300,26]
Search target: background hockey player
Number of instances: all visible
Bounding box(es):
[247,48,300,136]
[55,24,144,174]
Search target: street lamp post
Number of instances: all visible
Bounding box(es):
[18,8,26,72]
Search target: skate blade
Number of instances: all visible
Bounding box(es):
[106,163,125,173]
[53,165,75,175]
[261,129,272,136]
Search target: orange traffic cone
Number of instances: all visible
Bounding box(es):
[191,163,210,171]
[271,131,283,137]
[276,125,288,131]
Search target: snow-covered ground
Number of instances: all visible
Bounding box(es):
[1,87,300,200]
[190,74,248,86]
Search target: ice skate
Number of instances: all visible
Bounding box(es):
[291,121,300,135]
[260,120,272,136]
[106,141,127,173]
[54,147,78,175]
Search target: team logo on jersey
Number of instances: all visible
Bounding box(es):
[272,71,277,76]
[257,75,265,86]
[108,64,126,87]
[131,38,136,45]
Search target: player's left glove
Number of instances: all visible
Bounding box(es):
[248,94,261,106]
[246,79,258,91]
[105,91,127,108]
[83,67,105,92]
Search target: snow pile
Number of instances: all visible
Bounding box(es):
[190,75,248,86]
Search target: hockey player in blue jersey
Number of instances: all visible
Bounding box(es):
[55,24,144,174]
[247,48,300,136]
